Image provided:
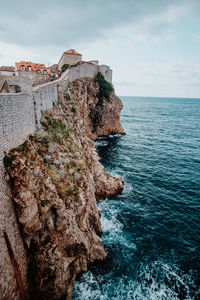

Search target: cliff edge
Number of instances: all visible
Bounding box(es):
[4,78,124,299]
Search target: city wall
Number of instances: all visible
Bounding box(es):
[0,81,58,299]
[0,61,112,299]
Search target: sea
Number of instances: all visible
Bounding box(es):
[73,96,200,300]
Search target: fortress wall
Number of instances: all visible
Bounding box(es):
[66,62,112,83]
[0,62,111,298]
[33,82,58,127]
[98,65,112,83]
[0,92,35,299]
[0,81,58,299]
[66,62,98,82]
[0,92,36,154]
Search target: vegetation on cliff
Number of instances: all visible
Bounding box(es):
[94,72,113,105]
[61,63,70,72]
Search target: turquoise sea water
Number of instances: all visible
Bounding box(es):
[73,97,200,300]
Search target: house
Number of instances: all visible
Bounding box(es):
[49,64,58,78]
[15,61,53,86]
[58,49,82,71]
[15,61,51,77]
[0,66,15,76]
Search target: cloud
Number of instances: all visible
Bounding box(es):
[1,0,199,98]
[114,62,200,98]
[0,0,199,47]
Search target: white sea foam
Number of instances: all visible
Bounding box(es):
[98,201,136,250]
[73,262,199,300]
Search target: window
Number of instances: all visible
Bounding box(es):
[15,85,21,93]
[27,66,32,71]
[37,70,41,73]
[43,70,47,74]
[20,65,25,70]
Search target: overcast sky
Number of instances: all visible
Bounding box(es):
[0,0,200,97]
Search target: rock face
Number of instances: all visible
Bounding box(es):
[68,78,125,140]
[4,78,124,299]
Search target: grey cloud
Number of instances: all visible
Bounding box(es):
[0,0,200,47]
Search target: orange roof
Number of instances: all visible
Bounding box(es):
[15,61,51,74]
[64,49,82,56]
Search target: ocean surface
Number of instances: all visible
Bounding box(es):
[73,96,200,300]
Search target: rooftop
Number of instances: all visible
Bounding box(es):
[0,66,15,72]
[15,61,51,74]
[64,49,82,56]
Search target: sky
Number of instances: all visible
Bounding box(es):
[0,0,200,98]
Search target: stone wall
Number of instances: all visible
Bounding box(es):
[0,92,35,299]
[0,81,58,299]
[33,82,58,127]
[65,62,112,83]
[17,70,51,87]
[67,62,98,82]
[98,65,112,83]
[0,75,32,93]
[33,74,51,87]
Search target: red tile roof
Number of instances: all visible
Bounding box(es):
[64,49,82,56]
[15,61,51,74]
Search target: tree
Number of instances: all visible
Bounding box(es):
[94,72,113,105]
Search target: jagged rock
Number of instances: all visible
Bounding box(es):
[5,78,124,299]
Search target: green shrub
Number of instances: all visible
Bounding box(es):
[3,153,15,167]
[94,72,113,105]
[71,105,77,113]
[61,64,69,72]
[44,116,72,144]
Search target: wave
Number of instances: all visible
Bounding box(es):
[73,262,200,300]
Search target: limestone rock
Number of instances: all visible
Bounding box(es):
[5,77,124,299]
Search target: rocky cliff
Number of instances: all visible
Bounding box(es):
[4,78,124,299]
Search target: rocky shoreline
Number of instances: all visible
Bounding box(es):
[4,78,124,299]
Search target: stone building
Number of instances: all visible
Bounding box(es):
[0,75,32,93]
[0,66,15,76]
[49,64,58,78]
[15,61,53,86]
[58,49,82,71]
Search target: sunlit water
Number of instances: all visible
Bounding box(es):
[73,97,200,300]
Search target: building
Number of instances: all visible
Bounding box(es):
[58,49,82,71]
[0,74,32,93]
[49,64,58,79]
[0,66,15,76]
[15,61,53,86]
